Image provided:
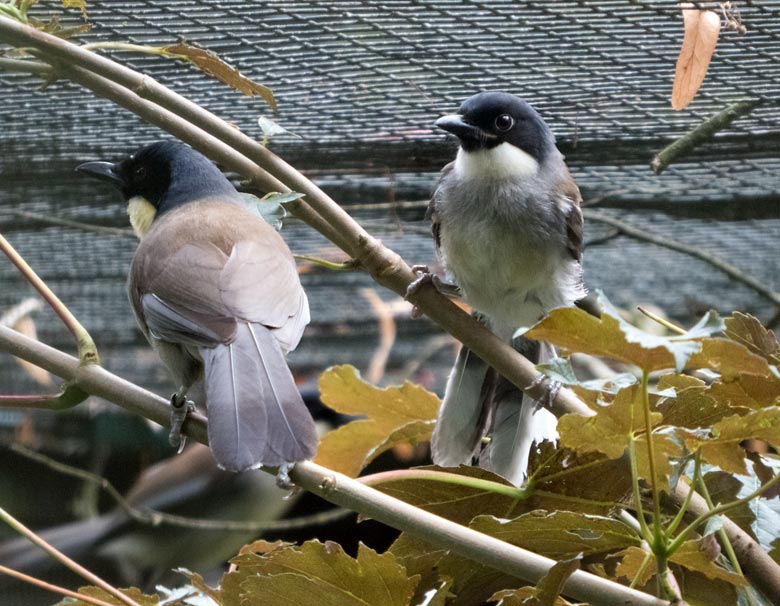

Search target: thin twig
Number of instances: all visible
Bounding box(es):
[0,233,100,365]
[586,210,780,309]
[650,100,760,175]
[5,209,134,237]
[0,564,119,606]
[0,507,143,606]
[9,442,352,532]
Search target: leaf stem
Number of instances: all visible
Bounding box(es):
[0,507,142,606]
[665,452,700,537]
[361,468,529,500]
[636,306,686,336]
[629,437,653,543]
[293,254,359,272]
[640,370,663,544]
[0,233,99,366]
[669,467,780,553]
[696,470,744,576]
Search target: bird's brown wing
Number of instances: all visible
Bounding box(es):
[427,160,455,253]
[555,171,584,262]
[129,200,308,351]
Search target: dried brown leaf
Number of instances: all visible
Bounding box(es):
[162,43,276,110]
[672,5,721,110]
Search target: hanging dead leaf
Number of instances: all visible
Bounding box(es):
[162,43,276,110]
[672,5,721,110]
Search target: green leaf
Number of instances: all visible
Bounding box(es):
[709,375,780,411]
[229,541,417,606]
[670,539,747,586]
[315,365,438,476]
[161,43,276,110]
[470,510,640,559]
[657,374,742,428]
[526,442,633,515]
[240,192,288,230]
[536,357,578,384]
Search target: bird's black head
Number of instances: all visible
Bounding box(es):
[435,91,555,163]
[77,141,238,236]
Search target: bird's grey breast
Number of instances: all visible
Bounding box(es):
[435,170,574,332]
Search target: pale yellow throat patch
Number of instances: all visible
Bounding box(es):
[127,196,157,239]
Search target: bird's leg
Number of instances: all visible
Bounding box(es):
[275,462,296,490]
[169,389,195,453]
[527,374,562,412]
[405,265,461,318]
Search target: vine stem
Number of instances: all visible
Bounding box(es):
[696,469,743,576]
[640,371,663,543]
[0,507,142,606]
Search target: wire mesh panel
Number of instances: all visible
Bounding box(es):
[1,0,779,394]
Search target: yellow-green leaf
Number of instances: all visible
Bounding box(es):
[315,365,438,476]
[612,546,656,587]
[691,408,780,474]
[69,587,159,606]
[470,511,640,559]
[161,43,276,110]
[230,541,417,606]
[657,374,741,428]
[670,539,747,586]
[490,556,579,606]
[62,0,87,18]
[724,312,780,365]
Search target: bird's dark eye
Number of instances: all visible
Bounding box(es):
[494,114,514,132]
[134,166,147,180]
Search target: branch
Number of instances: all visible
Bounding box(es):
[650,100,759,175]
[0,324,667,606]
[587,210,780,309]
[1,16,778,602]
[0,15,592,423]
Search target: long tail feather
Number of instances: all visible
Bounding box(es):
[200,323,317,471]
[430,347,492,467]
[482,339,558,485]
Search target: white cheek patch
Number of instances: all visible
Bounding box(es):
[127,196,157,239]
[454,142,539,180]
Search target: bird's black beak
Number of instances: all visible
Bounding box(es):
[435,114,495,143]
[76,161,125,190]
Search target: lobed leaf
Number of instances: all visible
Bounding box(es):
[724,311,780,365]
[489,555,580,606]
[315,365,439,476]
[470,510,640,559]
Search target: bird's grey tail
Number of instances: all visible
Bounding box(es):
[430,346,493,468]
[200,323,317,472]
[481,338,558,486]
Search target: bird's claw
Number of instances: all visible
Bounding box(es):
[276,462,296,490]
[169,392,195,453]
[527,375,562,410]
[406,265,461,319]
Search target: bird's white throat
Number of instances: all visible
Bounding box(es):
[127,196,157,239]
[454,142,539,180]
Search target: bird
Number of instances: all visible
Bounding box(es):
[77,141,318,472]
[424,91,585,486]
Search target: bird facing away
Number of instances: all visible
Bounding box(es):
[77,141,318,472]
[427,92,585,485]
